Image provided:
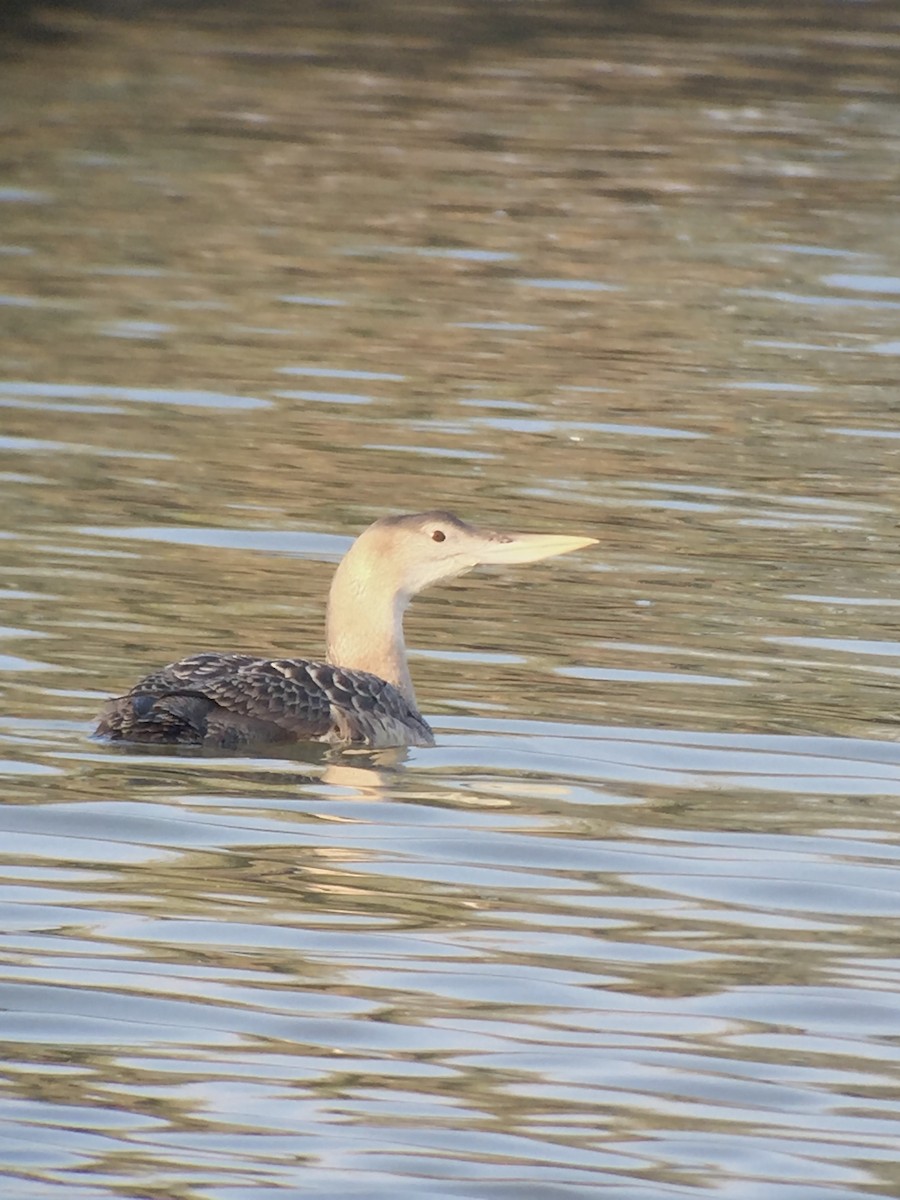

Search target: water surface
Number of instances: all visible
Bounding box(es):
[2,3,900,1197]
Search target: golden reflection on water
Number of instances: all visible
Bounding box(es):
[3,2,900,1197]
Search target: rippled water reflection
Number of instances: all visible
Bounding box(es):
[4,723,900,1198]
[3,2,900,1197]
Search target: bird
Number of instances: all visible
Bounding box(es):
[95,511,596,750]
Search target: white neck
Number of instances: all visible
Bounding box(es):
[325,541,416,706]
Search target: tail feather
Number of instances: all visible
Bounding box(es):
[95,690,292,749]
[95,692,214,744]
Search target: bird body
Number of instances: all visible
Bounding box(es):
[99,652,434,749]
[96,511,594,750]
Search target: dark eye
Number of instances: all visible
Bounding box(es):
[431,529,446,542]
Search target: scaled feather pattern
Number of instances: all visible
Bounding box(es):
[96,652,435,749]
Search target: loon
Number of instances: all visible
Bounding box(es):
[95,511,595,750]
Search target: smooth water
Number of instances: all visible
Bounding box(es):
[3,3,900,1197]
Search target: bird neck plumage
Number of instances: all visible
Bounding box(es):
[325,551,416,707]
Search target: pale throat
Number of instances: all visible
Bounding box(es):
[325,560,416,705]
